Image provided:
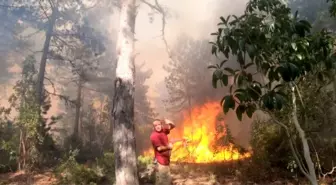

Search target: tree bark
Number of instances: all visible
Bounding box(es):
[291,86,318,185]
[333,73,336,100]
[112,0,139,184]
[18,129,23,170]
[36,10,56,107]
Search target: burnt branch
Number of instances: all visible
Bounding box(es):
[140,0,173,60]
[44,76,56,94]
[44,89,76,107]
[38,0,51,20]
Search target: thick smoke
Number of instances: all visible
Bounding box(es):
[0,0,254,152]
[133,0,251,148]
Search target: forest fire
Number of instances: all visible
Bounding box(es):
[143,102,251,163]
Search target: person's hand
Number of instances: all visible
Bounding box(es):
[164,118,174,125]
[168,143,173,149]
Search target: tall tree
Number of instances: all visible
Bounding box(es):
[112,0,139,184]
[209,0,335,184]
[71,48,100,141]
[8,55,57,169]
[163,35,222,113]
[134,62,158,153]
[135,62,157,124]
[6,0,97,107]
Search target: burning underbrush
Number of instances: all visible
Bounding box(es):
[142,102,251,163]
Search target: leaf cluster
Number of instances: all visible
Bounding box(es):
[209,0,336,120]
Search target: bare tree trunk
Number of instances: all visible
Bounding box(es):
[22,136,26,170]
[36,10,56,106]
[79,94,84,141]
[291,86,318,185]
[333,74,336,100]
[74,74,83,139]
[18,129,23,170]
[112,0,139,184]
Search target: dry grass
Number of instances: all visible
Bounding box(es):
[169,162,306,185]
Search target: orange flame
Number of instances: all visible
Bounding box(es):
[143,102,251,163]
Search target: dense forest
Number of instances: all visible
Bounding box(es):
[0,0,335,184]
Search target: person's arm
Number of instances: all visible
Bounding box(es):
[157,143,173,152]
[151,134,172,152]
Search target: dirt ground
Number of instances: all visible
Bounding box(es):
[0,170,260,185]
[0,170,57,185]
[0,165,319,185]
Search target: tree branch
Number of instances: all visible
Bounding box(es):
[140,0,173,59]
[290,84,317,183]
[44,77,56,94]
[309,138,336,179]
[265,110,310,178]
[44,89,76,106]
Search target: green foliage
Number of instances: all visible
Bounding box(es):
[137,155,155,183]
[95,152,115,183]
[55,150,116,185]
[0,120,19,172]
[138,155,153,167]
[245,74,336,180]
[55,151,157,185]
[55,149,106,185]
[327,0,336,16]
[250,119,292,169]
[209,1,336,183]
[242,119,295,182]
[210,0,335,121]
[0,55,59,171]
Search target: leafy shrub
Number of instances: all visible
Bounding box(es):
[138,155,155,183]
[138,155,153,167]
[251,120,292,169]
[54,149,107,185]
[241,119,294,182]
[96,152,115,183]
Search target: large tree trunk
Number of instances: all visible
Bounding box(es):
[36,10,56,106]
[112,0,139,184]
[291,86,318,185]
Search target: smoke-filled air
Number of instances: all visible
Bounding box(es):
[0,0,335,184]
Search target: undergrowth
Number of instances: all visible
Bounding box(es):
[54,149,114,185]
[54,151,154,185]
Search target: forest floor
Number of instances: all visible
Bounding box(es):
[0,169,292,185]
[169,163,300,185]
[0,170,56,185]
[0,163,311,185]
